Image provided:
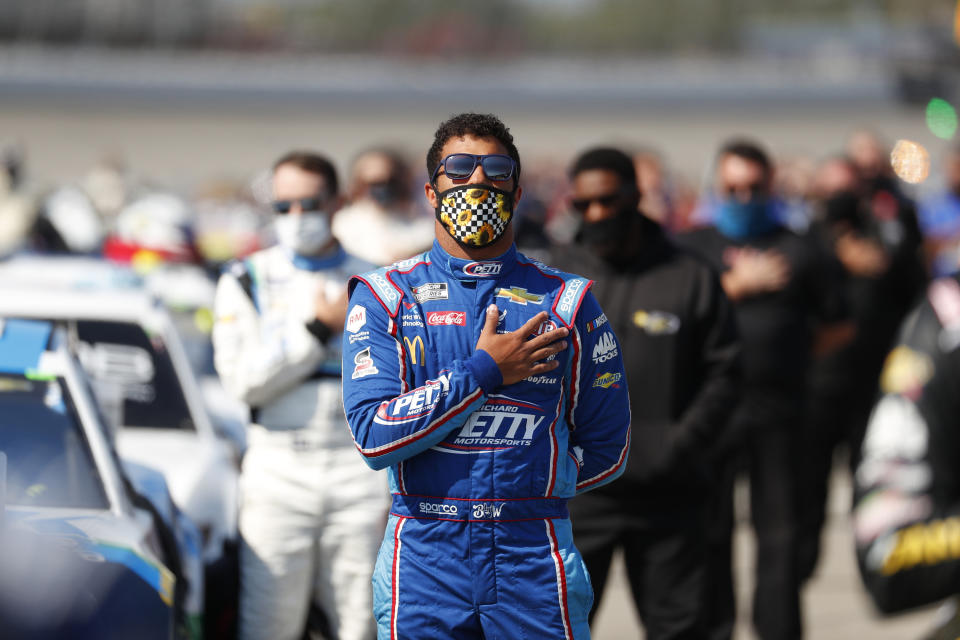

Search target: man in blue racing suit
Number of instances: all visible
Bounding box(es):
[342,113,632,639]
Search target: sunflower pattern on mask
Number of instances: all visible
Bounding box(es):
[437,186,513,248]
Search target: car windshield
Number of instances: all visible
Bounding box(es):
[74,320,195,431]
[0,374,109,509]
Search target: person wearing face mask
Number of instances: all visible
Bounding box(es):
[677,140,849,640]
[548,147,741,639]
[332,148,434,266]
[341,114,631,639]
[212,150,389,640]
[797,156,926,588]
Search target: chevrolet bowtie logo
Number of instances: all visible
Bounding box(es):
[496,287,544,305]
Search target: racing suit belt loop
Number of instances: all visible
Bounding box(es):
[391,494,569,521]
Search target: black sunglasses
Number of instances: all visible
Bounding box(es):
[432,153,517,182]
[722,182,766,198]
[570,192,624,214]
[271,196,327,214]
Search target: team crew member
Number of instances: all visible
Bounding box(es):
[213,151,388,640]
[678,140,848,640]
[342,113,631,639]
[853,272,960,633]
[551,147,741,639]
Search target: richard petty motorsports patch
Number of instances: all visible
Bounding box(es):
[437,394,547,453]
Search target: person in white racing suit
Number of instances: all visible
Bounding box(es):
[213,151,388,640]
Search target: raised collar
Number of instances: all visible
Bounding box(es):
[287,245,347,271]
[428,239,517,280]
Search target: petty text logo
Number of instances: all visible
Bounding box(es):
[592,332,618,364]
[496,287,544,306]
[447,396,545,450]
[472,502,506,519]
[404,335,425,366]
[351,347,379,380]
[412,282,448,304]
[463,261,503,277]
[427,311,467,326]
[558,278,586,315]
[633,310,681,336]
[374,374,451,425]
[593,372,622,389]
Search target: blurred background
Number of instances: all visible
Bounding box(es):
[2,2,960,638]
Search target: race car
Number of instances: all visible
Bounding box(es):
[0,256,239,564]
[0,317,203,638]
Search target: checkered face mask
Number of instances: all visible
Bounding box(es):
[435,184,515,249]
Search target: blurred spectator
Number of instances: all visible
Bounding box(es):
[677,139,849,640]
[553,147,741,639]
[212,150,386,640]
[0,142,39,258]
[332,147,433,265]
[852,272,960,635]
[28,185,106,255]
[103,191,203,269]
[799,155,926,583]
[846,128,903,198]
[919,145,960,278]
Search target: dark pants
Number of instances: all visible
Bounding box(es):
[570,492,708,640]
[703,394,803,640]
[797,378,873,582]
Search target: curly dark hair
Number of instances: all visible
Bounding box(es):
[426,113,521,184]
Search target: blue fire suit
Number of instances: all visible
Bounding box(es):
[342,240,631,639]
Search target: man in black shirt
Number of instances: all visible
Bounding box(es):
[677,140,849,640]
[552,147,741,640]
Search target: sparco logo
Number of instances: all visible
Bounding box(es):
[370,272,398,303]
[472,503,505,519]
[592,332,618,364]
[558,279,585,314]
[427,311,466,326]
[463,261,502,277]
[420,502,458,515]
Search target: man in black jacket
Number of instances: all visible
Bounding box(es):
[552,147,741,640]
[678,140,850,640]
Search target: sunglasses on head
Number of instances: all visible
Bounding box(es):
[432,153,517,183]
[271,196,327,214]
[570,192,625,214]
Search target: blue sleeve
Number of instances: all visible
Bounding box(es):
[565,291,631,493]
[342,281,499,470]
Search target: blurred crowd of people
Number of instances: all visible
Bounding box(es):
[2,122,959,640]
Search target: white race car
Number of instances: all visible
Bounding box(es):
[0,258,239,567]
[0,317,204,638]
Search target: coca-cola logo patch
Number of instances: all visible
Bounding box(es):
[427,311,466,326]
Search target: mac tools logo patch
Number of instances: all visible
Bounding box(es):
[592,331,618,364]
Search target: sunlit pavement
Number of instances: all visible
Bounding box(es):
[592,470,941,640]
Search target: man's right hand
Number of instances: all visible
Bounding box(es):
[475,304,568,386]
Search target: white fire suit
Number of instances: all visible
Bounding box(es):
[213,244,388,640]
